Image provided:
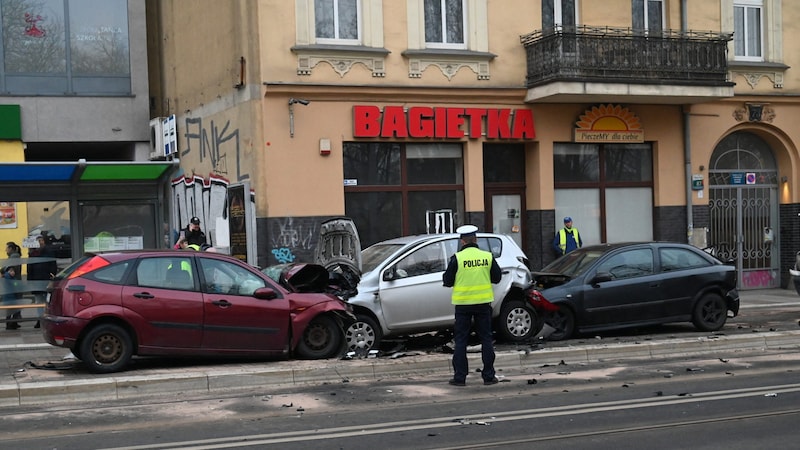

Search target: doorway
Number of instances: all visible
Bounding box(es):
[708,131,779,290]
[488,192,523,248]
[483,144,526,250]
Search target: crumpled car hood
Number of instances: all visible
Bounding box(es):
[531,272,572,290]
[263,263,359,300]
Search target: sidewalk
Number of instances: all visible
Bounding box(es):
[2,288,799,407]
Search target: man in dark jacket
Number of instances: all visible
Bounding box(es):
[175,216,206,248]
[28,234,58,328]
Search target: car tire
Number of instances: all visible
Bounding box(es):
[344,314,382,354]
[692,293,728,331]
[546,306,575,341]
[78,323,134,373]
[296,315,344,359]
[497,300,541,342]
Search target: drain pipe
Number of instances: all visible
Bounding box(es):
[681,0,694,245]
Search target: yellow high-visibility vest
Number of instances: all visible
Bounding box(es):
[558,227,580,253]
[451,247,494,305]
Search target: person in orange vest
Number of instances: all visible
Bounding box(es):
[442,225,502,386]
[553,216,582,256]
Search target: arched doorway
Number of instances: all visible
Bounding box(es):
[708,131,779,289]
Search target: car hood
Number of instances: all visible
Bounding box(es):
[531,271,573,290]
[263,263,359,300]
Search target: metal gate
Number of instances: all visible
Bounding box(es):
[708,183,778,289]
[708,131,779,290]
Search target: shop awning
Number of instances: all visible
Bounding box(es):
[0,159,178,182]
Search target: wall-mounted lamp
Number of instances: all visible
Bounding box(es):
[781,175,788,183]
[288,98,310,138]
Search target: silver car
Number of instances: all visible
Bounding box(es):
[343,232,535,352]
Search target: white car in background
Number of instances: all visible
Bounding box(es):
[338,231,536,352]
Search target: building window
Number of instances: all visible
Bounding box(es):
[315,0,360,44]
[343,142,464,247]
[553,143,653,244]
[0,0,130,95]
[424,0,465,48]
[542,0,578,52]
[633,0,664,34]
[542,0,578,31]
[733,0,763,61]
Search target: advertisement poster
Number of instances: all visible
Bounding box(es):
[227,184,248,263]
[0,202,17,229]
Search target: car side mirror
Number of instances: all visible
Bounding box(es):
[382,268,395,281]
[253,287,278,300]
[591,272,613,284]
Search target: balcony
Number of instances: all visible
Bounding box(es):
[520,26,734,104]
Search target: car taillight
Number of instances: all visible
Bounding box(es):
[67,256,111,279]
[526,289,559,312]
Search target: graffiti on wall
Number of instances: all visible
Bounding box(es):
[270,217,317,250]
[267,217,320,264]
[741,269,777,289]
[171,174,229,247]
[182,117,249,182]
[271,248,296,264]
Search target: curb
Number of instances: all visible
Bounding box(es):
[2,330,799,407]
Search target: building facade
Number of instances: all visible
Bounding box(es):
[0,0,172,264]
[149,0,800,290]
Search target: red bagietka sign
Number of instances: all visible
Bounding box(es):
[353,105,535,139]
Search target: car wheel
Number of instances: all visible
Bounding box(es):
[692,293,728,331]
[296,315,343,359]
[344,314,382,353]
[78,323,133,373]
[498,300,541,342]
[546,306,575,341]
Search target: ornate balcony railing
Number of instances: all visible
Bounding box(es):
[520,26,733,88]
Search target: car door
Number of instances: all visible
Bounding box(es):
[121,256,203,349]
[377,240,453,332]
[579,247,665,327]
[657,246,712,318]
[198,257,290,352]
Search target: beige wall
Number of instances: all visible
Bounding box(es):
[151,0,800,220]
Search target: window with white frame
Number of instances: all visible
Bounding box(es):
[733,0,763,61]
[633,0,664,33]
[315,0,361,44]
[424,0,466,48]
[543,0,578,31]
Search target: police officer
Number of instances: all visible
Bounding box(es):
[442,225,502,386]
[553,216,582,256]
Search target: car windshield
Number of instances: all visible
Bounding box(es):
[361,243,404,273]
[540,249,606,277]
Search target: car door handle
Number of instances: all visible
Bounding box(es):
[649,282,660,288]
[133,292,154,299]
[212,300,232,307]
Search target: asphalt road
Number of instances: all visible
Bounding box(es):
[3,344,799,449]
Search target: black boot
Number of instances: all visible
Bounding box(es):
[34,320,40,329]
[5,314,19,330]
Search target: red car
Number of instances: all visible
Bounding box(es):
[42,251,356,373]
